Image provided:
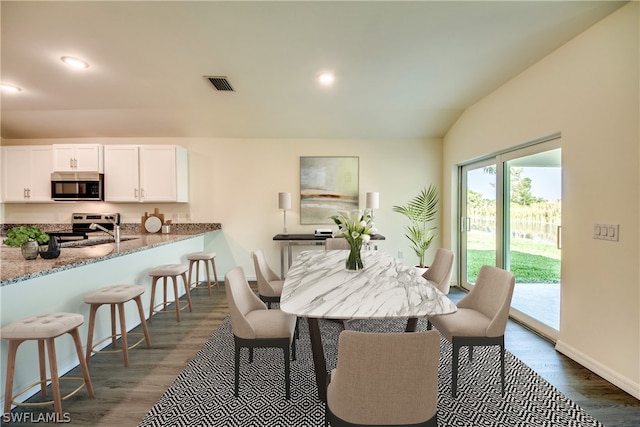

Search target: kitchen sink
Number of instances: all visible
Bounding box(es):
[60,237,138,248]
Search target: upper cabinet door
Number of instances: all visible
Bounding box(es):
[103,145,140,202]
[103,144,188,203]
[52,144,103,172]
[1,146,53,202]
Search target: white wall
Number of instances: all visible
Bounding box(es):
[443,3,639,398]
[2,137,442,280]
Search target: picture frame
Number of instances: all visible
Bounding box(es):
[300,156,359,225]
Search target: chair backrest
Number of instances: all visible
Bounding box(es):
[253,249,280,295]
[225,266,267,339]
[422,248,455,294]
[325,237,351,250]
[327,330,440,425]
[458,265,515,337]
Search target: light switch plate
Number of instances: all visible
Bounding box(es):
[593,223,619,241]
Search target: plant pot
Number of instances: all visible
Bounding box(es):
[21,241,39,260]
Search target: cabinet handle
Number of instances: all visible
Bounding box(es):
[24,188,27,198]
[134,188,138,198]
[73,158,78,169]
[140,188,145,198]
[25,188,31,198]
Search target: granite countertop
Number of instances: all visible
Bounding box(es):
[1,223,221,286]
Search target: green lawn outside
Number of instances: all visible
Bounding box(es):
[466,231,560,284]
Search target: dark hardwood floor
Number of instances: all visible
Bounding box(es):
[4,286,639,426]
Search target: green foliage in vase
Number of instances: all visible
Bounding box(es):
[392,185,438,268]
[3,226,50,247]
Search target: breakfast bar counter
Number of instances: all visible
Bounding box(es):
[1,231,212,286]
[0,223,221,409]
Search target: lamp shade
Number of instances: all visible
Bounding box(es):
[278,192,292,210]
[366,192,379,210]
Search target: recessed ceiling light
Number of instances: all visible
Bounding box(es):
[61,56,89,69]
[318,72,335,86]
[0,83,22,92]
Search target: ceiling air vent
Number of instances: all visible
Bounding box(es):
[206,76,234,92]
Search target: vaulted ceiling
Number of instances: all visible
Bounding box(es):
[0,1,626,140]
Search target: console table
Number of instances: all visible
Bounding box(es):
[273,233,385,278]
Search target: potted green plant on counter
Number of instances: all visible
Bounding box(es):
[392,185,438,269]
[3,226,50,260]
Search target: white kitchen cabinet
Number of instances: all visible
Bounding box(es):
[52,144,103,172]
[104,145,188,203]
[1,145,53,202]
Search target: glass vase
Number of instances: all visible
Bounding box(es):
[346,239,364,271]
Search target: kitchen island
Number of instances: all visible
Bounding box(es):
[0,224,220,410]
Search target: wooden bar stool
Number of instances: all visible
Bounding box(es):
[148,264,192,323]
[84,284,151,367]
[1,313,94,420]
[187,251,219,296]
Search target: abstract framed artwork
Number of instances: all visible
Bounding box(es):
[300,156,359,225]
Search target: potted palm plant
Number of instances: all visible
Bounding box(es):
[392,185,438,269]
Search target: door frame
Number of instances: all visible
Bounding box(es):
[457,134,561,341]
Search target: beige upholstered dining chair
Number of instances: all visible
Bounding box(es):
[422,248,455,295]
[428,265,515,398]
[253,249,284,308]
[326,330,440,427]
[225,266,297,399]
[325,237,351,250]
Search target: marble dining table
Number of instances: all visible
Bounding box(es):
[280,249,457,402]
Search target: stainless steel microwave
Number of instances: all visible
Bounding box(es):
[51,172,104,201]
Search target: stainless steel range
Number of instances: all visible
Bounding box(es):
[49,213,120,241]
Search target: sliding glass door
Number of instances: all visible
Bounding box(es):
[460,159,498,285]
[459,138,561,338]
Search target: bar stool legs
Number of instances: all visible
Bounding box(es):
[148,264,192,323]
[84,285,151,367]
[1,313,94,420]
[187,251,219,296]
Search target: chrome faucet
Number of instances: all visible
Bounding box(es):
[89,221,121,243]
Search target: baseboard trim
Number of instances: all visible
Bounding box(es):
[555,339,640,400]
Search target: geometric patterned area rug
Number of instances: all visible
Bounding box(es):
[139,316,604,427]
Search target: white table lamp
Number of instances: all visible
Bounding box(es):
[278,192,292,234]
[366,192,379,210]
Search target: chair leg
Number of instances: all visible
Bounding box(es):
[210,258,220,288]
[37,340,47,397]
[469,345,474,362]
[117,302,129,367]
[69,327,94,397]
[171,276,181,323]
[148,276,159,324]
[45,337,63,420]
[85,304,100,365]
[4,340,20,415]
[234,341,241,397]
[284,343,291,400]
[181,272,193,312]
[291,336,297,361]
[500,340,506,396]
[187,260,195,292]
[203,260,213,296]
[134,296,152,348]
[452,339,460,398]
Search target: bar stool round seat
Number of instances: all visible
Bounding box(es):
[84,284,152,367]
[1,313,94,420]
[148,264,192,323]
[187,251,219,296]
